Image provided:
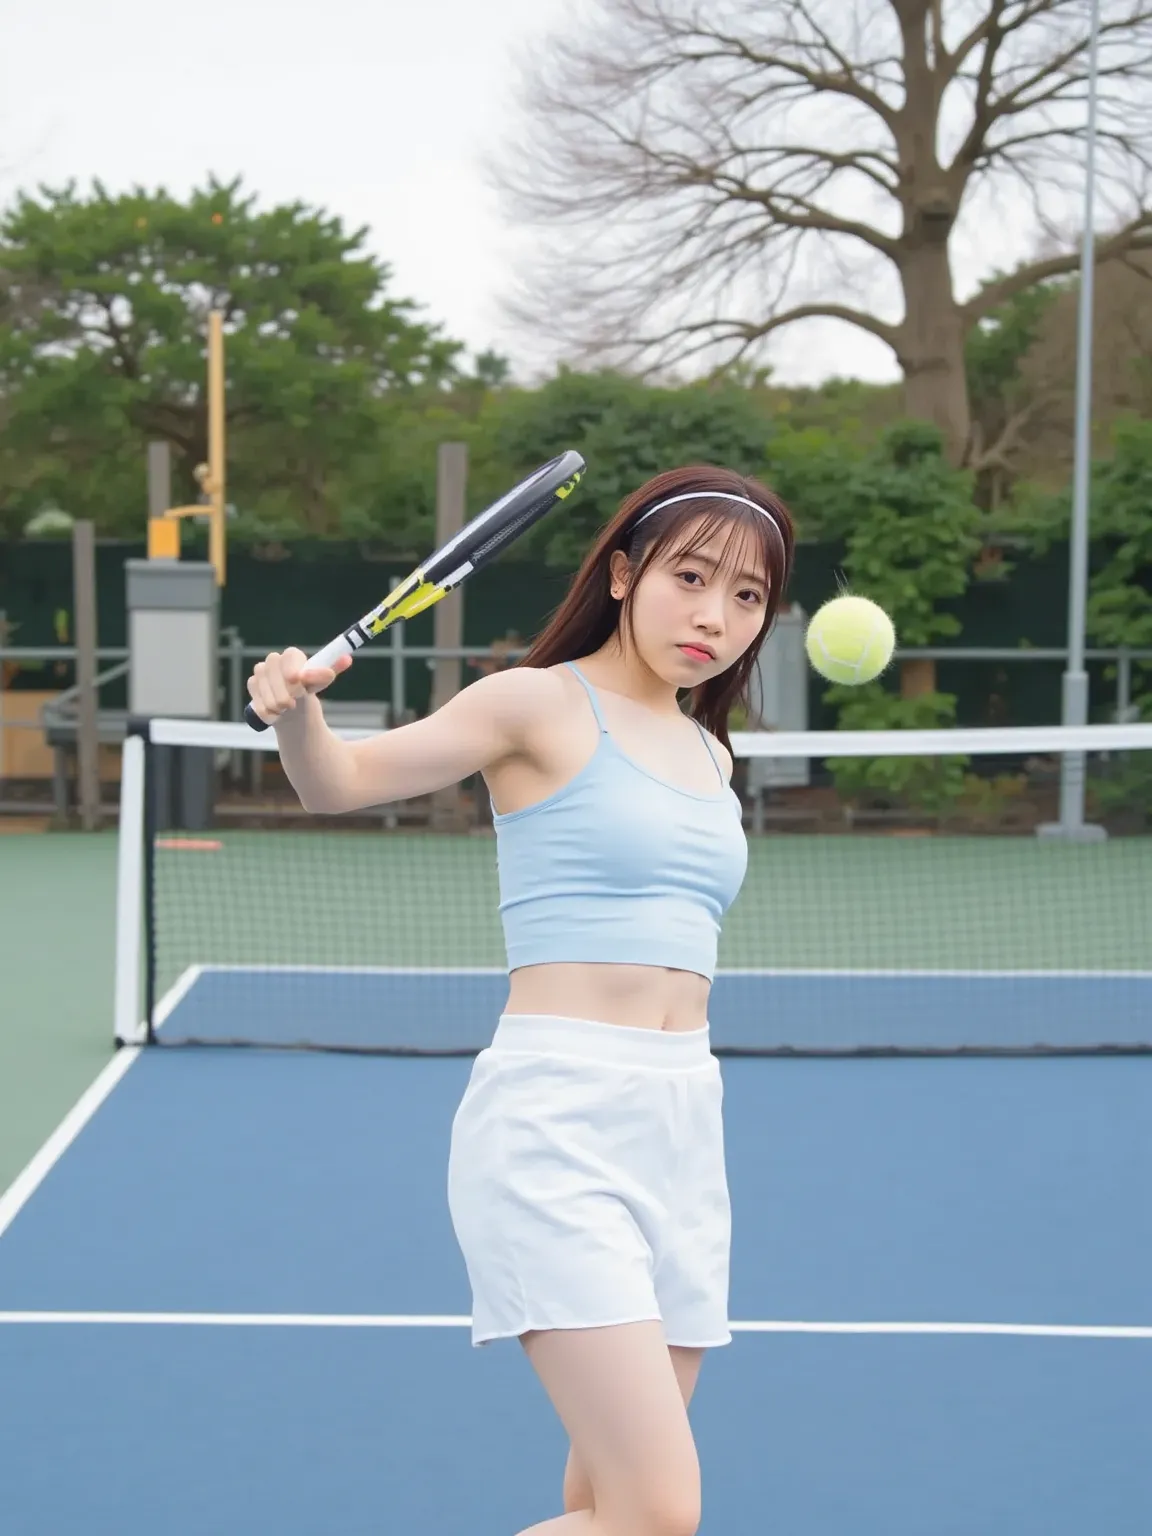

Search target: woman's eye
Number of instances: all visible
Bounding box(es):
[677,570,704,586]
[739,589,763,604]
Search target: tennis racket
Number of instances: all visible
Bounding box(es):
[243,449,585,732]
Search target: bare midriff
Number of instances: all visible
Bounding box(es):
[504,962,712,1033]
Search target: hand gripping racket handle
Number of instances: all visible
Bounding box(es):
[243,636,359,733]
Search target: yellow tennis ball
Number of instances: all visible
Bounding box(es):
[805,595,896,685]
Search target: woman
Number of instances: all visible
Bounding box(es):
[247,464,796,1536]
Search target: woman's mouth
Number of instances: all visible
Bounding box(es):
[678,644,715,663]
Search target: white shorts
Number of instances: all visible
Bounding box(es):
[447,1013,732,1349]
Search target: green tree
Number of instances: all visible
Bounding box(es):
[1012,414,1152,719]
[1087,418,1152,679]
[829,423,984,652]
[1079,416,1152,815]
[965,276,1065,511]
[762,418,984,637]
[1081,414,1152,724]
[476,369,775,565]
[0,176,465,538]
[780,422,984,807]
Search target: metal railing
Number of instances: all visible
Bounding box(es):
[154,632,1152,726]
[2,636,1150,745]
[39,658,131,728]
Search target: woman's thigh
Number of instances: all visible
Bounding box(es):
[523,1324,704,1532]
[561,1343,704,1513]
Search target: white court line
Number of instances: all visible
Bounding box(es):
[716,969,1152,981]
[0,1049,139,1241]
[715,968,1152,981]
[194,964,1152,981]
[0,1313,1148,1339]
[0,968,202,1239]
[153,964,205,1024]
[197,964,507,977]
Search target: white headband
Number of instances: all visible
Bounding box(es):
[632,490,784,535]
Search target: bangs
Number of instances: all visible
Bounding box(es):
[642,499,777,591]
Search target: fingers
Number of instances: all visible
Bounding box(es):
[246,648,353,724]
[247,650,309,724]
[294,652,354,693]
[246,652,297,724]
[299,652,351,688]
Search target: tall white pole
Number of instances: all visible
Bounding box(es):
[1043,0,1105,842]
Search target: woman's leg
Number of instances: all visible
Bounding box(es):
[514,1322,703,1536]
[561,1345,704,1514]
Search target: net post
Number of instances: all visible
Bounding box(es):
[113,723,148,1046]
[139,721,159,1043]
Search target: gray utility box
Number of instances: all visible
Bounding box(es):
[746,605,810,791]
[125,559,219,832]
[126,559,219,719]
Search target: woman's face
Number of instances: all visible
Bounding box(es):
[613,517,769,688]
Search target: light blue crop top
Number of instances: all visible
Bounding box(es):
[493,663,748,982]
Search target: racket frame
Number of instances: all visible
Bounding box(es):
[246,450,584,720]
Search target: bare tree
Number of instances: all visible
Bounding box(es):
[986,250,1152,494]
[493,0,1152,464]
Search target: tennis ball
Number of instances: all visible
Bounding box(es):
[805,595,896,685]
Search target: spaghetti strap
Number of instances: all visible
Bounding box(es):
[692,719,726,786]
[564,662,609,733]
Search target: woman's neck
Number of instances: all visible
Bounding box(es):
[576,642,683,719]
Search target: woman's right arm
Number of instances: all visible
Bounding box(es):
[248,646,556,814]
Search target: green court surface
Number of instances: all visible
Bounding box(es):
[0,832,119,1192]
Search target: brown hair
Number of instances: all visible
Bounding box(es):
[519,465,796,753]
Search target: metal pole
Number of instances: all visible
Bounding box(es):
[223,625,244,782]
[390,615,406,725]
[430,444,469,830]
[207,310,226,587]
[72,521,101,831]
[431,443,467,714]
[1042,0,1105,842]
[148,442,172,523]
[1117,648,1132,721]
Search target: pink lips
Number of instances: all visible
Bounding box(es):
[679,644,714,662]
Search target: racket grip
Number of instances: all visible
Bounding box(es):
[242,635,356,731]
[244,701,272,733]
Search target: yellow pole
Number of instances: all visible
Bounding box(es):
[154,310,227,583]
[207,310,226,586]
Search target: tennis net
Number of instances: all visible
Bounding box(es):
[113,715,1152,1058]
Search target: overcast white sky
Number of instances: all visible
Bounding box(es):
[2,0,1072,391]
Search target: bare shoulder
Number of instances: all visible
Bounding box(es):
[460,663,571,731]
[701,726,735,784]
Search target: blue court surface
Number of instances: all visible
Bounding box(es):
[154,963,1152,1053]
[2,974,1150,1534]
